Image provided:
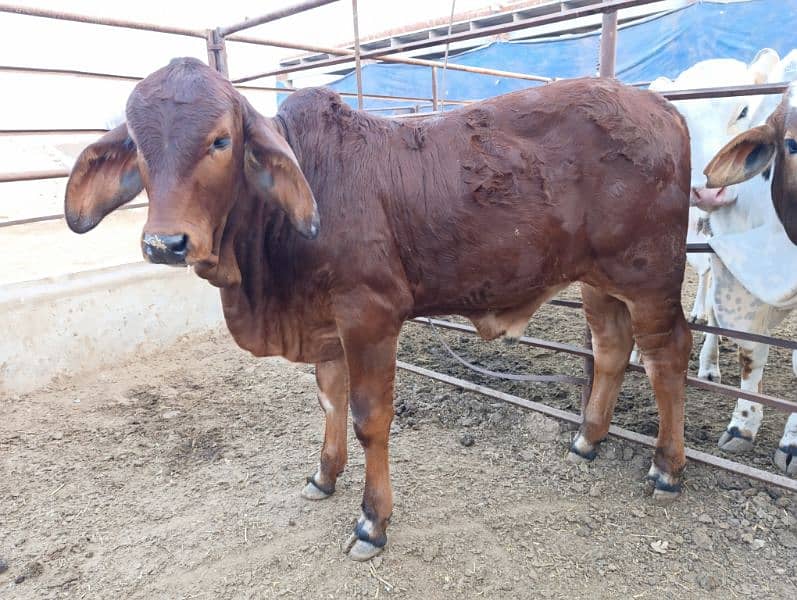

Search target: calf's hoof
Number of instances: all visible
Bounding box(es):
[344,534,384,561]
[774,446,797,476]
[300,475,334,501]
[697,367,721,384]
[646,464,682,506]
[718,428,754,453]
[343,512,387,561]
[566,433,601,464]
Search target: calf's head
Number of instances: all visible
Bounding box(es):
[650,50,780,212]
[704,83,797,244]
[65,58,319,279]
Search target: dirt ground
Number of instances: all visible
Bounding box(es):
[2,273,797,599]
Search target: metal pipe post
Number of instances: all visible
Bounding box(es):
[351,0,363,110]
[599,10,618,77]
[206,28,229,77]
[431,67,439,112]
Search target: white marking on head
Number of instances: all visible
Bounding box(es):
[664,59,761,188]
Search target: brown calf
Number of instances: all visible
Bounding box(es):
[65,58,692,561]
[705,83,797,244]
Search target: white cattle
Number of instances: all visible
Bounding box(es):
[651,50,797,475]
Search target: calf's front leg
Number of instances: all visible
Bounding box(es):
[340,329,400,561]
[302,356,349,500]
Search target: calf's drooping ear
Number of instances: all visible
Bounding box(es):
[243,105,320,240]
[748,48,780,84]
[704,123,777,187]
[648,76,674,92]
[65,123,143,233]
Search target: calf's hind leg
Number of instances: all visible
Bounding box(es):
[627,298,691,504]
[302,356,349,500]
[569,285,634,463]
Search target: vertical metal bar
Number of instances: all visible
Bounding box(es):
[351,0,363,110]
[206,28,229,78]
[599,10,618,77]
[431,66,439,112]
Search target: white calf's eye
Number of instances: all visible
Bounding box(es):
[736,106,748,121]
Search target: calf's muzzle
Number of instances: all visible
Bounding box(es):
[142,233,189,266]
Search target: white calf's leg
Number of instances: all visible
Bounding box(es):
[774,413,797,476]
[710,258,780,453]
[690,269,709,324]
[773,353,797,475]
[697,309,721,383]
[718,341,769,452]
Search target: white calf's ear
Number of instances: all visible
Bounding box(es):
[749,48,780,84]
[65,123,143,234]
[704,123,777,187]
[649,77,674,92]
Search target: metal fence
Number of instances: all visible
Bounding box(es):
[1,0,795,491]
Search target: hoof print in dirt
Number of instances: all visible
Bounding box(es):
[718,428,755,453]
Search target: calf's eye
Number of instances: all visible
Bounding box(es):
[211,137,231,152]
[786,138,797,155]
[736,106,748,121]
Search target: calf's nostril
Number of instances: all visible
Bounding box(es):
[162,233,188,254]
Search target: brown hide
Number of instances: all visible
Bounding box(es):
[217,81,689,362]
[65,58,693,557]
[772,98,797,244]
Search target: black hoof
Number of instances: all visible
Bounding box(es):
[774,445,797,476]
[568,443,598,461]
[301,474,335,500]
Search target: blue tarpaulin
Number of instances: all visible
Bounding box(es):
[283,0,795,112]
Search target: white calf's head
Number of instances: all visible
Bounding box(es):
[650,49,780,211]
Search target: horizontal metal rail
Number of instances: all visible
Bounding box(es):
[413,318,797,412]
[0,64,142,82]
[0,202,148,229]
[0,3,206,37]
[0,169,69,183]
[0,64,473,111]
[229,34,551,84]
[237,83,472,105]
[686,243,713,253]
[661,83,789,101]
[218,0,341,36]
[397,360,797,492]
[0,129,107,136]
[252,0,664,78]
[545,300,797,351]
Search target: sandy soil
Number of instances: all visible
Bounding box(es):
[1,273,796,598]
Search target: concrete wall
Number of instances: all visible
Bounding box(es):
[0,262,224,395]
